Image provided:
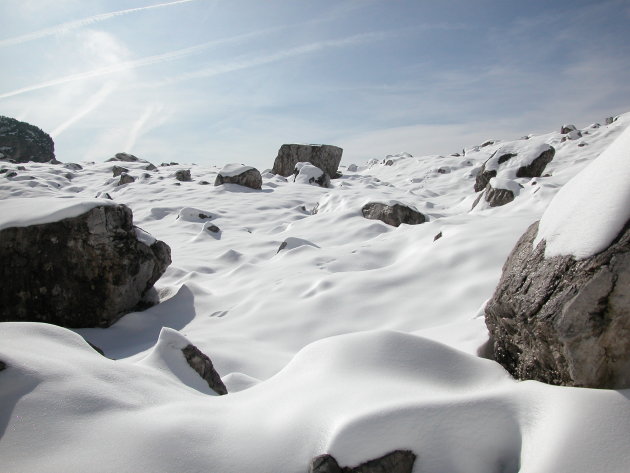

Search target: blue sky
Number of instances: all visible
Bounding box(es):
[1,0,629,168]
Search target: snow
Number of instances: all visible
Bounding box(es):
[135,226,157,246]
[0,196,115,231]
[489,177,521,194]
[218,163,254,177]
[1,113,630,473]
[293,161,325,185]
[484,140,553,176]
[535,124,630,259]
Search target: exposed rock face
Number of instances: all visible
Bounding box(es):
[0,116,55,163]
[560,124,577,134]
[485,220,630,388]
[474,146,555,192]
[175,169,192,182]
[272,144,343,178]
[310,450,416,473]
[64,163,83,171]
[118,173,135,186]
[182,343,228,395]
[362,202,426,227]
[106,152,141,163]
[112,165,128,177]
[214,165,262,190]
[0,360,5,371]
[293,162,330,188]
[0,204,171,328]
[472,179,521,209]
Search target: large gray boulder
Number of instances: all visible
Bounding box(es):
[309,450,416,473]
[0,116,55,163]
[215,164,262,190]
[362,202,426,227]
[272,144,343,178]
[474,144,555,192]
[0,203,171,328]
[485,220,630,388]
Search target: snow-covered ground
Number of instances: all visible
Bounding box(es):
[1,115,629,472]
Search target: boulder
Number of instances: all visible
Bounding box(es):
[309,450,416,473]
[0,116,55,163]
[474,144,555,192]
[293,162,330,188]
[0,201,171,328]
[560,124,577,134]
[64,163,83,171]
[106,152,141,163]
[118,173,135,186]
[112,165,128,177]
[214,164,262,190]
[272,144,342,178]
[347,164,358,172]
[182,343,228,395]
[175,169,192,182]
[485,220,630,388]
[362,202,426,227]
[472,178,521,209]
[144,163,157,171]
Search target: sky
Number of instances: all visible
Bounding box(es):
[0,0,629,169]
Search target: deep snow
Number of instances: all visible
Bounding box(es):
[0,113,629,473]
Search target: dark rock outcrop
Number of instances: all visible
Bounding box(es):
[485,220,630,388]
[64,163,83,171]
[0,360,5,371]
[175,169,192,182]
[272,144,343,178]
[112,165,128,177]
[362,202,426,227]
[106,152,141,163]
[560,124,577,134]
[0,116,55,163]
[118,173,135,186]
[310,450,416,473]
[0,203,171,328]
[472,180,520,209]
[474,146,555,192]
[215,165,262,190]
[182,343,228,395]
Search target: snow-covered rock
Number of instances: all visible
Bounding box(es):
[106,152,143,163]
[293,162,330,188]
[214,163,262,189]
[272,143,343,178]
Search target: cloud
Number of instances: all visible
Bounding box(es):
[124,104,165,152]
[0,0,202,48]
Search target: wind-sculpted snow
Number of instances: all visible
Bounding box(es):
[1,113,629,472]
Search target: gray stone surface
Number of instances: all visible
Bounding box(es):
[112,165,128,177]
[175,169,192,182]
[106,152,141,162]
[310,450,416,473]
[214,167,262,190]
[485,220,630,388]
[272,144,343,178]
[0,204,171,328]
[0,360,5,371]
[472,182,516,209]
[0,116,55,163]
[474,147,554,192]
[362,202,426,227]
[293,163,331,188]
[560,124,577,134]
[118,173,135,186]
[182,343,228,395]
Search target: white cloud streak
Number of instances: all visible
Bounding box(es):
[0,28,279,100]
[0,0,201,48]
[124,104,163,151]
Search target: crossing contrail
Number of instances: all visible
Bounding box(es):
[0,0,202,48]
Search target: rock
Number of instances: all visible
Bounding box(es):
[0,202,171,328]
[485,220,630,388]
[384,159,394,166]
[347,163,358,172]
[293,162,330,188]
[0,360,5,371]
[64,163,83,171]
[437,167,450,174]
[205,224,220,233]
[310,450,416,473]
[214,164,262,190]
[161,161,179,166]
[434,231,443,241]
[472,178,520,209]
[605,116,616,125]
[118,173,135,186]
[362,202,426,227]
[0,116,55,163]
[474,145,555,192]
[272,144,343,178]
[481,139,497,147]
[560,124,577,134]
[144,163,157,171]
[106,152,141,163]
[199,180,210,185]
[112,165,129,177]
[182,343,228,395]
[175,169,192,182]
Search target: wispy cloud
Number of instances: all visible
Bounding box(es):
[124,104,164,152]
[0,27,278,100]
[0,0,202,48]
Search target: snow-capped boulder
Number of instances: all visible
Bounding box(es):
[175,169,192,182]
[272,144,343,178]
[64,163,83,171]
[474,142,555,192]
[112,165,128,177]
[0,115,55,163]
[309,450,416,473]
[117,173,135,185]
[0,198,171,328]
[361,202,426,227]
[472,178,521,209]
[485,126,630,388]
[214,163,262,190]
[293,162,330,188]
[560,124,577,134]
[347,163,358,172]
[106,152,142,163]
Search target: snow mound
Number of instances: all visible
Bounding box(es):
[485,140,553,178]
[218,163,254,177]
[0,197,115,231]
[535,125,630,259]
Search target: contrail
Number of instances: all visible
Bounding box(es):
[0,0,201,48]
[0,28,277,100]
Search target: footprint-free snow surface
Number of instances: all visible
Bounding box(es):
[1,115,629,473]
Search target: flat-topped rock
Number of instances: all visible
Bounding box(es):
[272,144,342,178]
